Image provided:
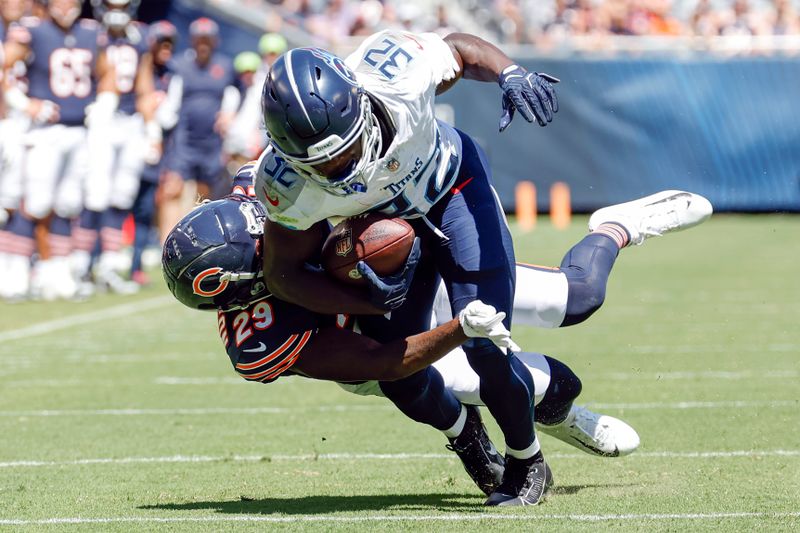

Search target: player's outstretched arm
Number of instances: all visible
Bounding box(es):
[442,32,558,131]
[262,219,388,315]
[291,302,515,381]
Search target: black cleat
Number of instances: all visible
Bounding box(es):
[484,452,553,506]
[445,405,505,495]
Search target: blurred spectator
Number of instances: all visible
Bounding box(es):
[224,32,288,172]
[156,17,239,242]
[129,20,178,287]
[771,0,800,34]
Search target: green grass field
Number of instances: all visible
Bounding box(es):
[1,215,798,531]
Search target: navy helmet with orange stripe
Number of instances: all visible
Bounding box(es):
[162,195,269,311]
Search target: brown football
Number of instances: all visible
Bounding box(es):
[321,214,415,286]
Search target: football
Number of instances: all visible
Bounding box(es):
[321,214,415,285]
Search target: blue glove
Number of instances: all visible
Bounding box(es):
[498,65,559,132]
[357,237,421,311]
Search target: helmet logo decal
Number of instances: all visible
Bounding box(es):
[302,48,358,87]
[192,267,229,297]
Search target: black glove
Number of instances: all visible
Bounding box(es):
[357,237,421,311]
[498,64,559,131]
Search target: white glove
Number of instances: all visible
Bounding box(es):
[458,300,521,353]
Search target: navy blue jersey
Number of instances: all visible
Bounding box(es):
[153,60,174,93]
[15,17,105,126]
[174,50,236,145]
[216,296,324,383]
[105,23,148,115]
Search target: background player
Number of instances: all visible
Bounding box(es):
[1,0,115,300]
[156,17,239,244]
[162,194,641,496]
[70,0,158,295]
[0,0,30,297]
[129,19,176,287]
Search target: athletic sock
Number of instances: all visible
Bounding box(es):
[73,209,101,255]
[100,207,127,253]
[442,404,468,439]
[3,212,35,257]
[592,222,630,249]
[48,215,73,258]
[506,437,541,460]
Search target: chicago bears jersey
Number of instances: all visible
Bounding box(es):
[14,17,105,126]
[255,31,463,230]
[216,296,323,383]
[105,23,148,115]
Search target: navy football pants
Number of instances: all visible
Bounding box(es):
[368,131,536,451]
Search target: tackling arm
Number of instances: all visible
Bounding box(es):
[290,318,468,382]
[262,220,387,315]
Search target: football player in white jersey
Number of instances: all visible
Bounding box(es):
[254,32,710,505]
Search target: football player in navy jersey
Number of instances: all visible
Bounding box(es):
[129,19,176,287]
[156,17,239,243]
[0,0,29,287]
[163,193,641,497]
[1,0,116,300]
[67,0,157,295]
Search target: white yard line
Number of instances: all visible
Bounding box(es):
[1,512,798,525]
[588,370,799,380]
[0,400,795,418]
[1,449,798,469]
[0,296,173,343]
[0,405,393,417]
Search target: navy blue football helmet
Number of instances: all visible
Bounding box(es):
[262,47,382,195]
[162,195,269,311]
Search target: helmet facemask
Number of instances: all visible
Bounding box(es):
[270,94,382,196]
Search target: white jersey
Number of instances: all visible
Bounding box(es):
[255,30,463,230]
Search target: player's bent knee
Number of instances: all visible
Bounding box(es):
[535,356,582,425]
[561,270,607,326]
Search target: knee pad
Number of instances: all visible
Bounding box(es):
[534,356,582,425]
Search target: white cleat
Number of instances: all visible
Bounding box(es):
[588,190,713,246]
[32,257,79,301]
[1,253,30,301]
[537,405,640,457]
